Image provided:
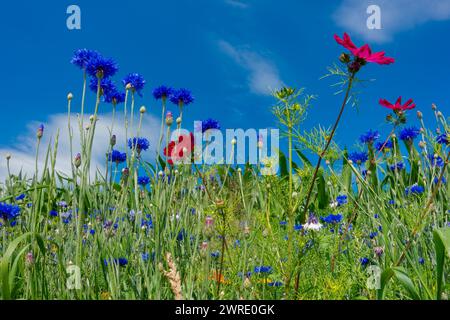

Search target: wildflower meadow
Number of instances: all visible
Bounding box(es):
[0,31,449,302]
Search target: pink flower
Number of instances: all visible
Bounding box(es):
[379,97,416,111]
[334,33,395,65]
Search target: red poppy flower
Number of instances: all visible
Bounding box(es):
[379,97,416,111]
[164,132,195,165]
[334,33,395,65]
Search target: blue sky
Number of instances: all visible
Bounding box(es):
[0,0,449,176]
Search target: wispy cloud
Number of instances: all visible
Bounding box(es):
[333,0,450,43]
[0,112,161,181]
[218,40,284,95]
[225,0,249,9]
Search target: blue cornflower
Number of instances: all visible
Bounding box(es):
[196,118,220,133]
[268,281,283,287]
[128,137,150,153]
[234,240,241,248]
[359,130,380,145]
[138,176,150,186]
[89,77,116,95]
[0,202,21,221]
[123,73,146,96]
[434,176,447,185]
[89,229,95,235]
[141,215,153,229]
[71,49,101,70]
[429,154,445,168]
[15,194,26,201]
[399,127,420,142]
[436,133,449,145]
[320,213,343,224]
[49,210,58,217]
[279,221,287,226]
[294,224,303,231]
[108,150,127,164]
[375,140,393,152]
[405,184,425,196]
[336,195,348,206]
[389,162,405,171]
[359,257,369,266]
[211,251,220,258]
[61,212,72,224]
[128,138,150,153]
[104,258,128,267]
[369,231,378,239]
[170,88,194,106]
[153,85,174,100]
[86,54,119,78]
[254,266,273,273]
[104,89,125,104]
[418,257,425,265]
[177,229,186,241]
[348,152,368,165]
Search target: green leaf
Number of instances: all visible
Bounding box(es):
[295,147,312,167]
[378,267,421,300]
[433,228,450,299]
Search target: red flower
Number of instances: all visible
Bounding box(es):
[379,97,416,111]
[164,132,195,165]
[334,33,395,65]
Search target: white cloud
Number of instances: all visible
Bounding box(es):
[218,40,284,95]
[333,0,450,43]
[0,111,161,181]
[225,0,249,9]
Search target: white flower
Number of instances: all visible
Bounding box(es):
[330,201,338,209]
[303,222,323,231]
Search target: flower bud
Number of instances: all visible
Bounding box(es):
[74,153,81,168]
[417,111,423,119]
[165,111,173,126]
[231,138,237,145]
[25,251,34,267]
[89,115,95,122]
[176,117,182,125]
[6,153,11,160]
[437,111,443,118]
[37,124,44,139]
[122,167,129,178]
[205,216,214,227]
[67,93,73,101]
[432,103,437,111]
[125,83,132,90]
[419,141,426,149]
[339,53,351,63]
[110,135,116,147]
[140,106,146,114]
[158,170,164,177]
